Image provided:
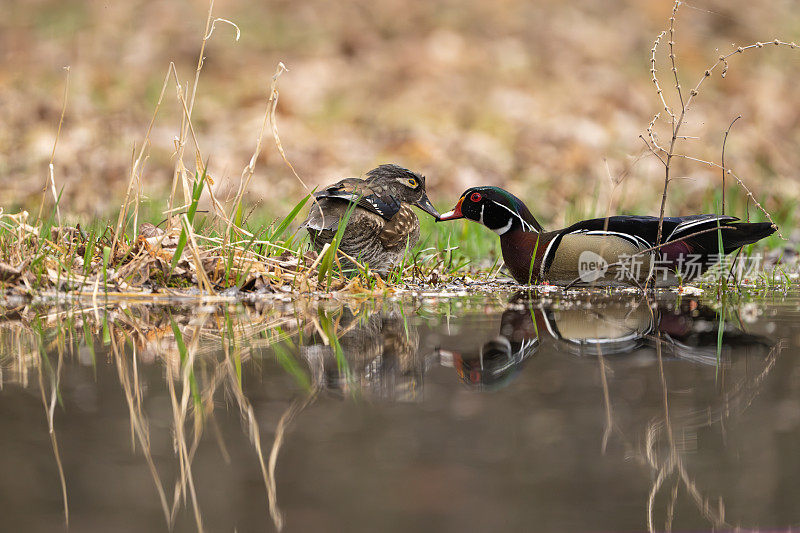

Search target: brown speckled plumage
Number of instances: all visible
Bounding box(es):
[300,164,440,273]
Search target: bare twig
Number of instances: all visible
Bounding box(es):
[650,31,674,120]
[668,1,684,111]
[646,0,797,287]
[660,153,783,238]
[639,135,666,167]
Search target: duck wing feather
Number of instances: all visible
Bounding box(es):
[313,177,402,221]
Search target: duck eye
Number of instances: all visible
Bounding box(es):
[470,192,482,202]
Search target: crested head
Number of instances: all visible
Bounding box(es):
[365,164,440,219]
[438,186,543,234]
[366,164,425,189]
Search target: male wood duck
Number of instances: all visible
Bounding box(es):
[438,186,776,285]
[301,164,440,273]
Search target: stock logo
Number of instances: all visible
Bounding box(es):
[578,250,608,282]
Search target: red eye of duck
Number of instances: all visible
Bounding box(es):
[470,192,482,202]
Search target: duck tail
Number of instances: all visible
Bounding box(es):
[659,217,775,270]
[720,222,776,252]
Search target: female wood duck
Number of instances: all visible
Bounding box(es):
[301,164,440,273]
[438,186,775,285]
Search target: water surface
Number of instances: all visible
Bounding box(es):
[0,290,798,532]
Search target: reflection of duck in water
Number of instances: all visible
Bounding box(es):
[538,299,654,356]
[546,296,772,362]
[439,302,541,390]
[657,299,774,365]
[300,308,422,400]
[440,293,774,389]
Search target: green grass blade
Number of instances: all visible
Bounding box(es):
[270,193,311,242]
[317,199,358,287]
[170,167,207,272]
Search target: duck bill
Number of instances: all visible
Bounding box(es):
[415,193,442,219]
[436,197,464,221]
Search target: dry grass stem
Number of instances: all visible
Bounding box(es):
[37,66,71,227]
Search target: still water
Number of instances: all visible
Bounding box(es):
[0,290,798,532]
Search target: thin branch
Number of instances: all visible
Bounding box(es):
[650,31,675,121]
[647,6,798,285]
[661,153,783,238]
[668,1,685,110]
[639,135,667,167]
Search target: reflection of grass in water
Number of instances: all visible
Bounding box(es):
[317,308,355,394]
[224,309,242,386]
[273,338,312,392]
[33,318,69,527]
[642,325,782,531]
[170,315,203,412]
[0,290,788,531]
[109,328,172,526]
[716,303,726,375]
[0,302,321,531]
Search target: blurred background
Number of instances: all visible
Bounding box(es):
[2,0,799,229]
